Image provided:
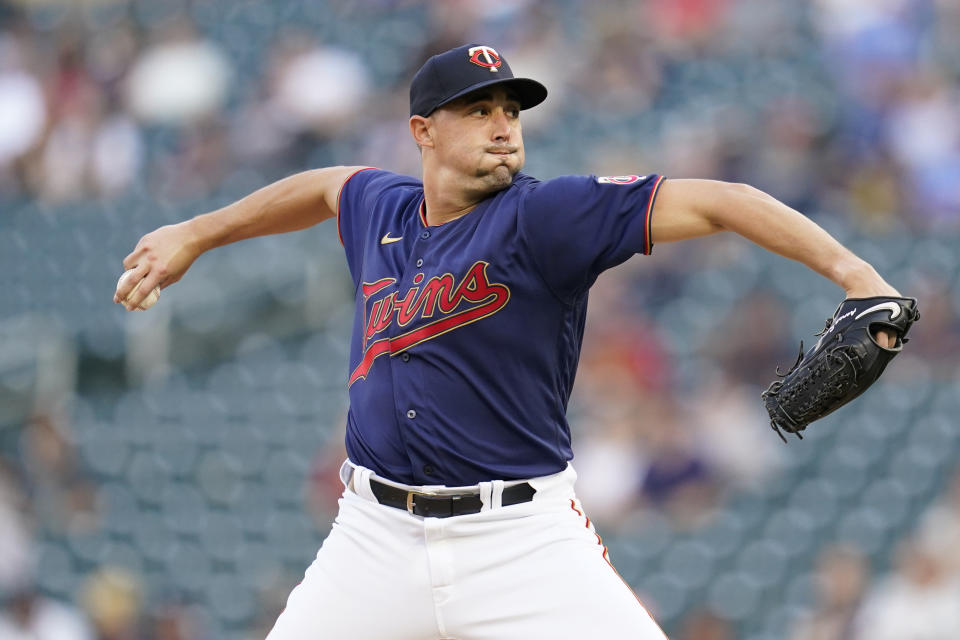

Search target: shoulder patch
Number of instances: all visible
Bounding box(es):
[596,175,645,184]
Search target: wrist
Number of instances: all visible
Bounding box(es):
[834,258,899,298]
[182,216,215,255]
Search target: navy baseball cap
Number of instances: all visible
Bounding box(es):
[409,44,548,117]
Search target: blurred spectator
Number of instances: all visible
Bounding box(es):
[678,607,733,640]
[897,275,960,378]
[268,36,371,140]
[152,119,229,202]
[125,20,231,126]
[639,401,719,530]
[246,573,300,640]
[647,0,732,48]
[307,416,348,524]
[748,96,823,211]
[80,567,143,640]
[574,4,663,117]
[917,466,960,576]
[33,34,100,202]
[0,31,46,198]
[19,412,100,535]
[690,368,784,488]
[90,105,144,197]
[853,538,960,640]
[569,403,648,528]
[353,87,423,176]
[0,457,33,595]
[885,72,960,223]
[579,268,673,397]
[844,153,904,232]
[789,544,869,640]
[702,292,793,386]
[145,602,200,640]
[0,582,93,640]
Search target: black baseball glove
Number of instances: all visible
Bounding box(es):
[762,296,919,441]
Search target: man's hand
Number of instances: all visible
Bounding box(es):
[874,330,895,349]
[114,221,202,310]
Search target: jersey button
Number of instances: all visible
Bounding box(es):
[423,464,435,476]
[406,409,417,419]
[416,258,423,267]
[401,353,410,362]
[420,230,430,239]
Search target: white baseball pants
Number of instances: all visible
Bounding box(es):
[265,460,668,640]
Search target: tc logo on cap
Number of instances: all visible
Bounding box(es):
[468,46,501,72]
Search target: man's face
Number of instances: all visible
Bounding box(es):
[425,87,525,194]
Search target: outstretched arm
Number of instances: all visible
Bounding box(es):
[114,166,367,310]
[650,179,901,345]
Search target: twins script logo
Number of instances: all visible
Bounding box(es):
[350,261,510,385]
[468,46,502,72]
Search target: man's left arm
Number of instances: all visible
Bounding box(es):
[650,179,900,346]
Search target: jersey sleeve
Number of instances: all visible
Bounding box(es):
[336,167,387,282]
[518,173,664,301]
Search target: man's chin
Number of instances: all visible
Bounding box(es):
[477,163,519,188]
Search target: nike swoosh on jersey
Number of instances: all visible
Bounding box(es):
[380,233,403,244]
[854,301,901,320]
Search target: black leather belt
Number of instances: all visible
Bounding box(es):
[368,477,536,518]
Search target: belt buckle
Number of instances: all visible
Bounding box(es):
[406,491,415,514]
[406,489,440,515]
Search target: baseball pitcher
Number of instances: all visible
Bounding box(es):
[115,45,916,639]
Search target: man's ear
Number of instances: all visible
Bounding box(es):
[409,115,433,149]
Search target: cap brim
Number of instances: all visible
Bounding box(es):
[430,77,547,115]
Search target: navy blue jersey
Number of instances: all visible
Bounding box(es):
[337,169,664,485]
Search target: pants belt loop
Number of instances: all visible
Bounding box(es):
[491,479,505,509]
[478,481,493,511]
[354,468,378,502]
[339,460,354,488]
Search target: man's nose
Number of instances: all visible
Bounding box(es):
[491,109,511,140]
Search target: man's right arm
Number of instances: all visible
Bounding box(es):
[115,166,368,310]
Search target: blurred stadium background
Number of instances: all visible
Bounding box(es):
[1,0,959,638]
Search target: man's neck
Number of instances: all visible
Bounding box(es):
[422,191,480,226]
[421,165,510,226]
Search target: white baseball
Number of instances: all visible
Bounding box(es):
[117,269,160,310]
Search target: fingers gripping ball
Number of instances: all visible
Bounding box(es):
[117,269,160,310]
[761,296,919,441]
